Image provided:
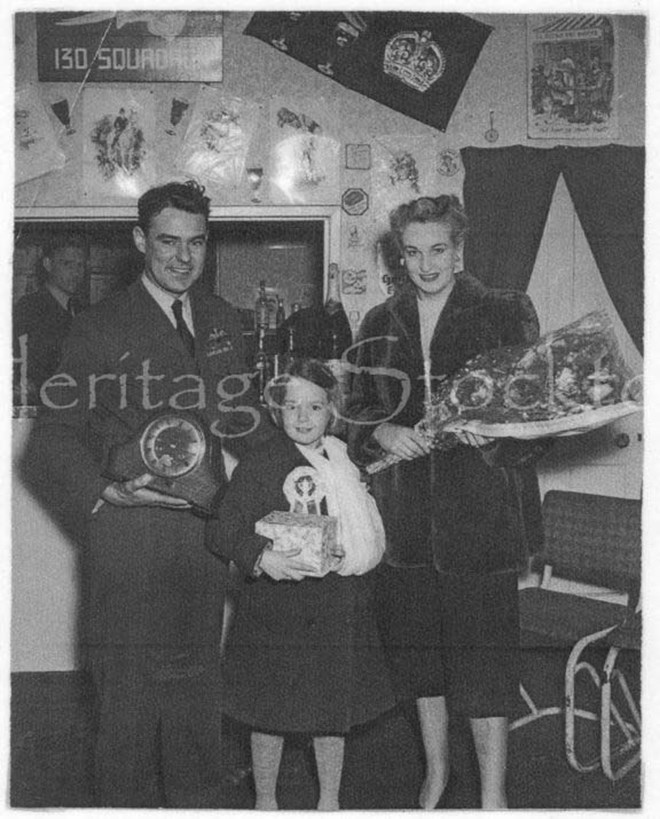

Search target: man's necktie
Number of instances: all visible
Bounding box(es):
[171,298,195,359]
[67,297,78,316]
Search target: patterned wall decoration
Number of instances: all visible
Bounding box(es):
[269,97,340,204]
[82,87,156,199]
[15,85,65,184]
[177,87,260,190]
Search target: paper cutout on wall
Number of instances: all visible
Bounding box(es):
[372,136,465,223]
[341,268,367,295]
[437,148,462,177]
[83,87,156,199]
[244,12,492,132]
[15,85,66,185]
[177,88,260,189]
[269,97,339,204]
[165,97,190,136]
[346,225,365,249]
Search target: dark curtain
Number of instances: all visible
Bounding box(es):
[460,145,644,354]
[461,146,562,291]
[562,146,644,354]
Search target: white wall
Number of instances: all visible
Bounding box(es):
[12,419,78,671]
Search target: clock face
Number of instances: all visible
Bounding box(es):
[139,415,206,478]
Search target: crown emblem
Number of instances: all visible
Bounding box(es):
[383,30,445,93]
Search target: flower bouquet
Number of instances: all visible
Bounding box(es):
[366,311,642,474]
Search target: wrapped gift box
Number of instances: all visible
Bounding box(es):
[255,510,339,577]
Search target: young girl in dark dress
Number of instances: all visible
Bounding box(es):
[207,359,393,810]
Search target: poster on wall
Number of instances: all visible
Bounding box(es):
[177,87,260,190]
[82,88,157,200]
[528,14,618,140]
[36,11,224,83]
[269,97,340,204]
[15,85,66,185]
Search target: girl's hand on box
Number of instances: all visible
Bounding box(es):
[260,547,319,581]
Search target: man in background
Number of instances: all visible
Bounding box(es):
[13,231,88,406]
[23,180,269,807]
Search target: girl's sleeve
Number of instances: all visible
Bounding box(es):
[205,457,272,575]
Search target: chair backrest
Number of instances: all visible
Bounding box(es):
[540,490,641,595]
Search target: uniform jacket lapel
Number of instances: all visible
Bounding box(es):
[130,279,196,364]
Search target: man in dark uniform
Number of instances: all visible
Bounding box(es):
[24,181,269,807]
[13,231,88,406]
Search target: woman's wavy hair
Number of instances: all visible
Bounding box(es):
[382,195,469,292]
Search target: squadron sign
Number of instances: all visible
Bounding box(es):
[36,11,224,83]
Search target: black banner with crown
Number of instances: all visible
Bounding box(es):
[244,11,492,132]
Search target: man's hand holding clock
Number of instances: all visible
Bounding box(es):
[101,472,193,509]
[102,412,220,513]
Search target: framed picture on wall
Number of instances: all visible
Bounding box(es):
[345,143,372,170]
[528,14,618,140]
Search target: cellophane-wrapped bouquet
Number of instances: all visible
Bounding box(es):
[366,311,641,474]
[423,310,641,441]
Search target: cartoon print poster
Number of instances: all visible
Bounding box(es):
[269,97,340,204]
[82,87,156,199]
[177,87,260,190]
[528,14,618,140]
[15,85,66,185]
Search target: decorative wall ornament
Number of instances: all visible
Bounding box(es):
[528,14,618,140]
[345,143,372,170]
[373,136,465,223]
[15,85,66,185]
[388,151,420,192]
[383,29,445,93]
[372,136,434,220]
[165,98,190,136]
[342,188,369,216]
[437,148,462,177]
[341,268,368,295]
[346,225,365,249]
[51,98,76,136]
[244,12,492,132]
[484,110,499,143]
[177,88,259,189]
[277,106,320,133]
[82,87,156,198]
[269,97,339,204]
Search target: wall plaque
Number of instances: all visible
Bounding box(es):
[36,11,224,83]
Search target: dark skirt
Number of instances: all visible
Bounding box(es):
[221,569,394,735]
[374,563,521,718]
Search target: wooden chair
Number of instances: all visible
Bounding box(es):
[510,490,641,781]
